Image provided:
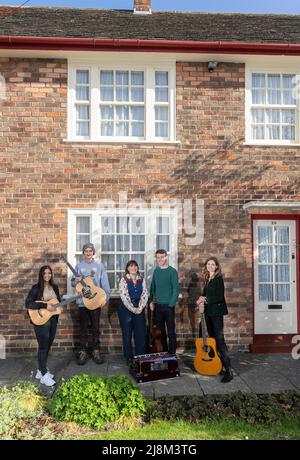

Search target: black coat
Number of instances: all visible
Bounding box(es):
[25,284,61,310]
[203,274,228,316]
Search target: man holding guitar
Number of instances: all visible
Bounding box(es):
[71,243,110,365]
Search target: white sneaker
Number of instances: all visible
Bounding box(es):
[40,372,56,387]
[35,369,54,380]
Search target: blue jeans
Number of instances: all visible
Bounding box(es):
[117,302,146,359]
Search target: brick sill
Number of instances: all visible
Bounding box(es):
[243,142,300,147]
[63,139,181,146]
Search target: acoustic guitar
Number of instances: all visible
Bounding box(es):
[28,295,79,326]
[194,312,222,376]
[60,255,107,310]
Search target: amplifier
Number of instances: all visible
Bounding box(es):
[130,352,180,383]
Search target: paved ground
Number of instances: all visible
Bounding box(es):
[0,352,299,398]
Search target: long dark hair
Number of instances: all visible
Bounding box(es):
[203,256,222,284]
[37,265,55,300]
[125,260,142,277]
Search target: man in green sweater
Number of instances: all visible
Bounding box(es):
[149,249,180,355]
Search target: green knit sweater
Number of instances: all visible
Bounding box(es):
[150,266,179,307]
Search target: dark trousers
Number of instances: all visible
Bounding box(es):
[155,304,176,355]
[117,302,146,359]
[33,317,57,376]
[79,307,101,350]
[199,315,231,370]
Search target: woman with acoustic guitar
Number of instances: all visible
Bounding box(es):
[197,257,233,383]
[118,260,148,366]
[25,266,61,387]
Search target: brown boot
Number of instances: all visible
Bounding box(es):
[92,349,104,364]
[76,349,89,365]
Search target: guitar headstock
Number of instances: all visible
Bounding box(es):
[59,254,68,263]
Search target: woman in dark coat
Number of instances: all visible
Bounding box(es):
[197,257,233,383]
[25,265,61,386]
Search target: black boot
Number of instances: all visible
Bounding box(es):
[221,368,233,383]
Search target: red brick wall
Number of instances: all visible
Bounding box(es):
[1,57,300,353]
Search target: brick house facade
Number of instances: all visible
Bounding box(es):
[1,2,300,354]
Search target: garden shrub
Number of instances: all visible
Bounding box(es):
[0,382,46,439]
[147,391,300,426]
[50,374,146,429]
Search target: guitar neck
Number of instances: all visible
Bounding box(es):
[54,296,79,308]
[200,313,208,347]
[65,261,79,277]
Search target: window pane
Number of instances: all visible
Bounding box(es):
[252,125,264,139]
[258,246,273,263]
[116,106,129,120]
[102,254,115,270]
[155,71,168,86]
[131,106,144,121]
[266,125,280,140]
[76,86,89,101]
[102,235,115,251]
[76,234,90,252]
[131,71,144,85]
[155,87,168,102]
[132,235,145,251]
[251,108,264,123]
[268,89,281,104]
[258,265,273,283]
[131,87,144,102]
[267,74,280,89]
[252,73,265,88]
[76,216,90,233]
[275,246,289,263]
[252,89,266,104]
[117,235,130,251]
[275,284,290,301]
[76,70,89,84]
[259,284,273,301]
[131,254,145,270]
[155,107,168,121]
[107,272,115,289]
[274,226,289,244]
[258,227,272,245]
[266,109,280,124]
[76,105,89,120]
[282,125,295,140]
[102,216,115,234]
[101,122,113,136]
[157,216,170,233]
[131,217,145,234]
[100,106,114,120]
[155,123,168,137]
[116,87,129,102]
[156,235,169,251]
[275,265,290,282]
[117,216,130,233]
[100,70,113,85]
[76,122,89,136]
[132,122,144,137]
[116,122,129,136]
[116,71,129,85]
[100,87,114,101]
[282,110,295,124]
[116,254,130,270]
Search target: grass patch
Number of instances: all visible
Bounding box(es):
[78,417,300,440]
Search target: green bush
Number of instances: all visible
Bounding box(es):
[0,382,46,439]
[147,391,300,426]
[50,374,146,429]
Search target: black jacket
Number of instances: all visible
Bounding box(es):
[203,274,228,316]
[25,284,61,310]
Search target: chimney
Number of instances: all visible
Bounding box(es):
[134,0,152,14]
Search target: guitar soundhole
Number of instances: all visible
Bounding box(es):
[202,346,215,358]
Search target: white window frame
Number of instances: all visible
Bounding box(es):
[67,208,178,297]
[68,58,176,143]
[245,66,300,145]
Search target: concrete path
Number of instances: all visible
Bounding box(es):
[0,352,299,398]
